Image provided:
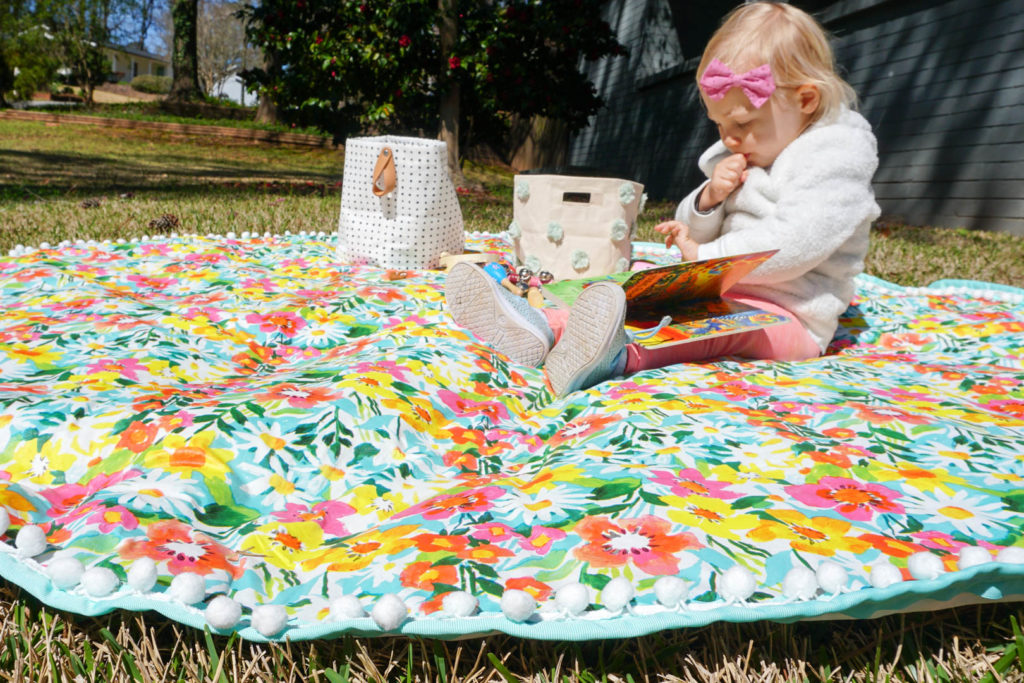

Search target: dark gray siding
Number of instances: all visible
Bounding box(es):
[568,0,1024,234]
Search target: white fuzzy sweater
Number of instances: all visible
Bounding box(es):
[676,107,881,352]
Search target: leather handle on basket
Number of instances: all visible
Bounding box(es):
[372,147,397,196]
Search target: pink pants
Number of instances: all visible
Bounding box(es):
[542,294,821,374]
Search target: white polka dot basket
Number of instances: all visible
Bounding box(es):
[511,174,645,281]
[337,136,465,269]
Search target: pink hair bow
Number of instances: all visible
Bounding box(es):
[699,59,776,108]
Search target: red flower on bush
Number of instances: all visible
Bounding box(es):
[448,56,461,69]
[398,35,411,48]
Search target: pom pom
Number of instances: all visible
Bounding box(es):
[869,563,903,589]
[554,582,590,616]
[168,573,206,604]
[610,219,628,242]
[48,557,85,590]
[252,604,288,637]
[815,561,848,594]
[205,595,242,630]
[546,222,564,243]
[719,566,757,602]
[0,508,9,536]
[907,551,944,580]
[515,180,530,201]
[442,591,479,617]
[996,547,1024,564]
[371,593,408,631]
[15,525,47,557]
[781,566,818,601]
[618,182,636,205]
[81,567,120,598]
[525,255,542,274]
[616,257,630,272]
[126,557,158,592]
[958,546,992,570]
[507,220,521,239]
[570,250,590,272]
[500,589,535,623]
[653,576,688,608]
[601,577,635,612]
[330,595,367,620]
[638,192,649,214]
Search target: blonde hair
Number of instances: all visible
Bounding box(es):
[697,2,856,123]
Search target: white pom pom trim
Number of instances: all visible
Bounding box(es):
[168,573,206,604]
[907,552,944,580]
[500,589,535,623]
[719,566,757,602]
[815,561,849,595]
[869,562,903,589]
[371,593,408,631]
[48,557,85,590]
[781,566,818,601]
[15,525,47,558]
[601,577,635,613]
[205,595,242,630]
[442,591,479,618]
[126,557,158,593]
[81,567,120,598]
[252,604,289,637]
[958,546,992,570]
[330,595,367,620]
[653,576,688,608]
[554,582,590,616]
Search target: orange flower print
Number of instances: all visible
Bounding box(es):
[573,515,701,575]
[548,415,621,446]
[119,520,244,578]
[257,382,342,409]
[116,421,158,454]
[505,576,552,601]
[399,561,458,591]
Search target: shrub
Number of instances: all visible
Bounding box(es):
[130,74,171,94]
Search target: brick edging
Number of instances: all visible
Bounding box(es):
[0,109,340,149]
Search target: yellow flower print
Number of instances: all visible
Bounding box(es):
[8,438,80,486]
[144,430,233,479]
[663,495,759,540]
[301,524,418,573]
[0,484,35,516]
[241,521,325,569]
[747,509,872,556]
[508,464,586,494]
[380,396,451,439]
[872,463,965,495]
[349,484,415,520]
[3,343,62,367]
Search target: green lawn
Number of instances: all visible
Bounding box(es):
[1,114,1024,682]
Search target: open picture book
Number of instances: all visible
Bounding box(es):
[542,249,790,348]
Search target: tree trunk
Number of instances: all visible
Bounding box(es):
[168,0,202,101]
[255,49,280,124]
[437,0,467,188]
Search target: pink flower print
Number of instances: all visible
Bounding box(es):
[395,485,505,521]
[650,468,742,500]
[246,311,306,338]
[471,522,522,544]
[140,244,171,256]
[241,277,276,291]
[273,500,356,536]
[126,274,175,290]
[787,477,905,521]
[350,360,412,384]
[184,306,225,322]
[85,357,148,381]
[438,390,510,423]
[184,252,225,264]
[519,526,566,554]
[87,505,139,533]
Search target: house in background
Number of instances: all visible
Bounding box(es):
[104,44,170,83]
[568,0,1024,234]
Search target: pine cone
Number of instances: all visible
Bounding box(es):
[79,198,101,208]
[147,214,180,231]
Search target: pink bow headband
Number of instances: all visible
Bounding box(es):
[699,59,776,108]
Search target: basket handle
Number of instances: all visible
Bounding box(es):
[372,147,397,196]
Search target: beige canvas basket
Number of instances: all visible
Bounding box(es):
[510,174,645,281]
[337,136,464,269]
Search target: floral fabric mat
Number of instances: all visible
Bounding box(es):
[1,231,1023,641]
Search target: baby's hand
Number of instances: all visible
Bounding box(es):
[701,153,748,210]
[654,221,700,261]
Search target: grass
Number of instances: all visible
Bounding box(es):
[2,115,1024,682]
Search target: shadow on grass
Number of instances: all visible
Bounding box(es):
[0,147,342,202]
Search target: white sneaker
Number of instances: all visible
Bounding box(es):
[445,262,554,367]
[544,281,628,396]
